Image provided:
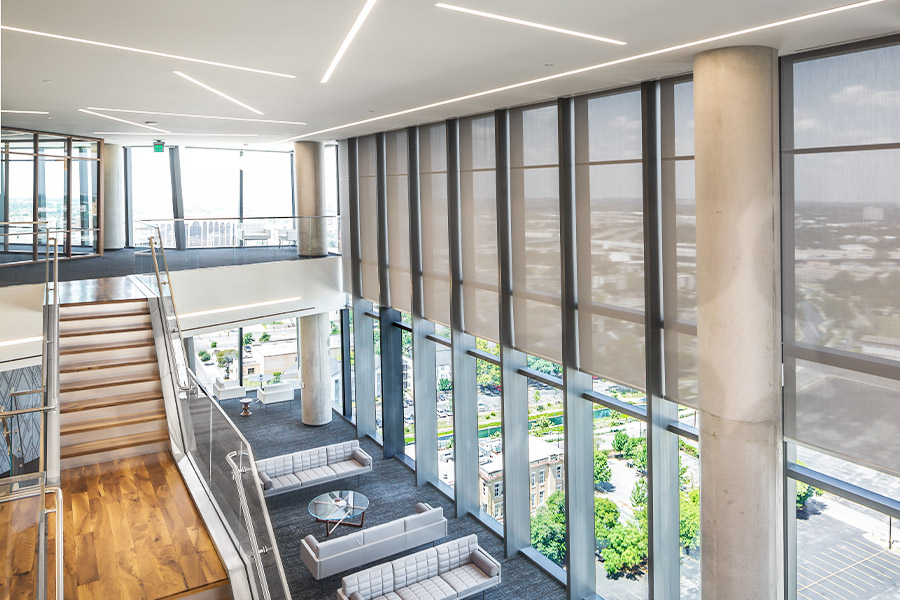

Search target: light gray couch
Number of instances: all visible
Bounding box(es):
[337,534,501,600]
[256,440,372,497]
[302,502,448,580]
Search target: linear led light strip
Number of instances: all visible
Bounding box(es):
[86,107,306,126]
[435,3,626,45]
[1,109,50,114]
[178,296,306,319]
[79,108,170,133]
[0,25,294,78]
[321,0,379,83]
[94,132,258,136]
[279,0,887,143]
[0,336,42,349]
[174,71,263,115]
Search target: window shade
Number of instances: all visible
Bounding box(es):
[357,135,380,303]
[510,105,562,363]
[419,123,451,326]
[460,115,499,342]
[574,91,646,390]
[386,130,411,313]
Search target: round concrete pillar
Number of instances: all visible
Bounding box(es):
[694,46,783,599]
[300,312,333,426]
[294,141,328,257]
[102,143,126,250]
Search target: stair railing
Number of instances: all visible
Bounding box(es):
[0,222,63,600]
[143,227,291,600]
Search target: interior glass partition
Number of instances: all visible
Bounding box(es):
[1,128,102,263]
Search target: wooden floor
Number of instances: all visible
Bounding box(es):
[0,491,58,600]
[58,276,147,305]
[60,451,229,599]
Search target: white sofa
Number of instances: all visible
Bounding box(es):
[256,440,372,497]
[302,502,448,580]
[213,377,245,402]
[337,534,501,600]
[257,382,295,409]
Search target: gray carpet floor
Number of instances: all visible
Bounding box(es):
[225,398,567,600]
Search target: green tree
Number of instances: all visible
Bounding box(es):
[631,478,647,509]
[259,332,271,343]
[271,371,283,384]
[475,338,501,389]
[612,431,629,454]
[533,389,541,405]
[533,415,553,437]
[601,521,648,576]
[243,332,254,346]
[526,355,562,377]
[330,321,340,336]
[530,491,567,566]
[796,480,822,509]
[594,497,620,546]
[631,441,647,472]
[438,377,453,392]
[679,488,701,551]
[197,349,211,362]
[594,450,612,487]
[210,341,217,349]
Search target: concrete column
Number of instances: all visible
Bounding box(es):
[103,143,126,250]
[694,46,783,599]
[294,141,328,257]
[300,312,332,426]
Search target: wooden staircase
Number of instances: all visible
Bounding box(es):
[58,298,170,468]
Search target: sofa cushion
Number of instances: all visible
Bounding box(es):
[363,520,405,545]
[404,507,443,531]
[342,563,395,598]
[414,502,431,514]
[327,440,359,464]
[294,447,328,471]
[349,593,365,600]
[272,473,302,490]
[297,465,336,485]
[440,563,493,595]
[469,549,499,578]
[435,535,478,574]
[373,594,402,600]
[318,531,363,558]
[258,471,273,490]
[331,459,367,476]
[391,547,439,588]
[304,535,319,557]
[352,449,372,467]
[257,454,294,478]
[395,576,456,600]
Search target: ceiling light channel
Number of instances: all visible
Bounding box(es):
[281,0,887,143]
[0,25,295,78]
[86,108,306,126]
[174,71,263,115]
[321,0,379,83]
[78,109,170,133]
[435,3,626,45]
[1,109,50,115]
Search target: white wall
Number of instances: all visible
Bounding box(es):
[0,284,45,369]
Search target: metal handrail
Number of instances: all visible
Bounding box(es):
[226,451,273,600]
[0,487,64,600]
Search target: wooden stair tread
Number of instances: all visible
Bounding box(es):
[60,409,167,436]
[59,297,148,307]
[60,357,157,374]
[59,339,155,355]
[60,430,169,459]
[60,374,159,393]
[60,391,163,413]
[60,324,151,338]
[59,309,149,322]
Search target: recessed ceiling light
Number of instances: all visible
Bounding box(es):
[93,132,259,136]
[174,71,264,115]
[145,121,158,125]
[42,79,52,84]
[435,3,626,46]
[0,109,50,114]
[321,0,379,84]
[278,0,887,143]
[79,109,170,133]
[85,107,306,126]
[1,25,295,78]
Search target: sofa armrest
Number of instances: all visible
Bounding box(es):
[470,548,500,578]
[258,471,274,491]
[414,502,432,514]
[348,593,365,600]
[351,449,372,467]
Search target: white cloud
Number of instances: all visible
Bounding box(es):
[609,115,641,131]
[795,117,823,132]
[830,84,900,109]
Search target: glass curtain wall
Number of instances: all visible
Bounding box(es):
[330,311,344,410]
[1,128,101,263]
[476,340,503,524]
[782,38,900,599]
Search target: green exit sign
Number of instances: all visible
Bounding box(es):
[153,141,165,152]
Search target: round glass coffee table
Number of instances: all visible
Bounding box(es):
[308,491,369,536]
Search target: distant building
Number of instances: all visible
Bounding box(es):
[478,437,564,522]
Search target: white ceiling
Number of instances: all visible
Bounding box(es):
[2,0,899,148]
